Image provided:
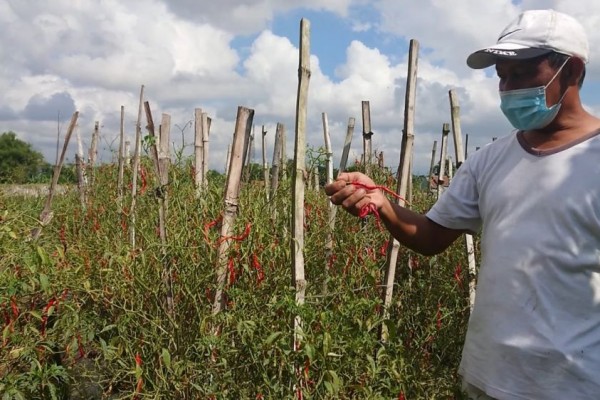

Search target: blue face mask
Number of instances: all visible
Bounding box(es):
[499,58,570,130]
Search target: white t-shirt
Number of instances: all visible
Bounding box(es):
[427,130,600,400]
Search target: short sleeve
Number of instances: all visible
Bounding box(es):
[426,158,482,233]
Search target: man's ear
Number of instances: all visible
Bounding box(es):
[564,57,585,86]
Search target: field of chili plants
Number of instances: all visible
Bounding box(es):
[0,158,475,399]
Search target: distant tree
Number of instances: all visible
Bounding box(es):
[0,132,47,183]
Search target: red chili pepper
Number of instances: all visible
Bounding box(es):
[10,296,19,319]
[351,182,409,228]
[228,258,236,286]
[252,254,264,285]
[41,298,57,337]
[327,253,337,270]
[203,215,223,245]
[454,264,463,289]
[139,166,148,195]
[380,240,389,257]
[77,333,85,359]
[217,223,252,246]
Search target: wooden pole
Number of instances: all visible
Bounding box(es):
[117,106,126,214]
[292,19,310,365]
[380,39,419,342]
[74,124,87,209]
[212,106,254,315]
[159,113,171,189]
[88,121,99,168]
[428,140,438,193]
[322,113,333,186]
[437,123,450,200]
[75,154,86,210]
[323,116,355,294]
[125,140,131,166]
[31,112,79,240]
[129,85,144,248]
[225,143,232,176]
[281,123,287,181]
[361,101,373,175]
[339,117,355,177]
[243,126,254,182]
[144,103,174,315]
[194,108,203,196]
[449,89,477,311]
[261,125,269,200]
[201,112,210,188]
[269,123,284,201]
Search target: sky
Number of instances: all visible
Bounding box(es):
[2,0,600,175]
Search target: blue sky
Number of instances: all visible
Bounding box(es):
[1,0,599,174]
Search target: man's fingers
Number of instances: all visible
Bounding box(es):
[324,179,347,196]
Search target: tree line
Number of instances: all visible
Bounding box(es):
[0,131,78,184]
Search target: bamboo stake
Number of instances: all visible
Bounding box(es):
[74,124,88,209]
[117,106,126,213]
[243,126,254,182]
[281,124,287,181]
[279,124,288,181]
[292,19,310,371]
[339,117,355,176]
[194,108,204,197]
[159,113,171,191]
[437,123,450,200]
[225,143,232,176]
[129,85,144,248]
[31,112,79,240]
[321,112,334,294]
[125,140,131,166]
[144,103,174,315]
[428,140,438,193]
[88,121,99,170]
[75,154,86,210]
[449,89,477,311]
[212,106,254,315]
[159,113,172,314]
[269,123,284,201]
[323,117,355,295]
[380,39,419,342]
[201,112,210,188]
[322,113,333,185]
[362,101,373,175]
[261,125,269,200]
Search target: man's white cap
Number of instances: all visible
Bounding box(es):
[467,9,589,69]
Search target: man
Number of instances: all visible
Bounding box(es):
[325,9,600,400]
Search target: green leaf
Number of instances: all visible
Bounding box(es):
[162,348,171,368]
[99,324,118,334]
[39,273,49,292]
[36,246,50,266]
[304,343,315,361]
[322,331,331,356]
[264,331,283,346]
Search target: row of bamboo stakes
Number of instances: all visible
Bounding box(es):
[29,18,478,392]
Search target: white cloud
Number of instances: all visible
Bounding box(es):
[0,0,598,177]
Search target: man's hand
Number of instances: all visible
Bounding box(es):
[324,172,387,217]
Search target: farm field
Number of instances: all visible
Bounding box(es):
[1,160,475,399]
